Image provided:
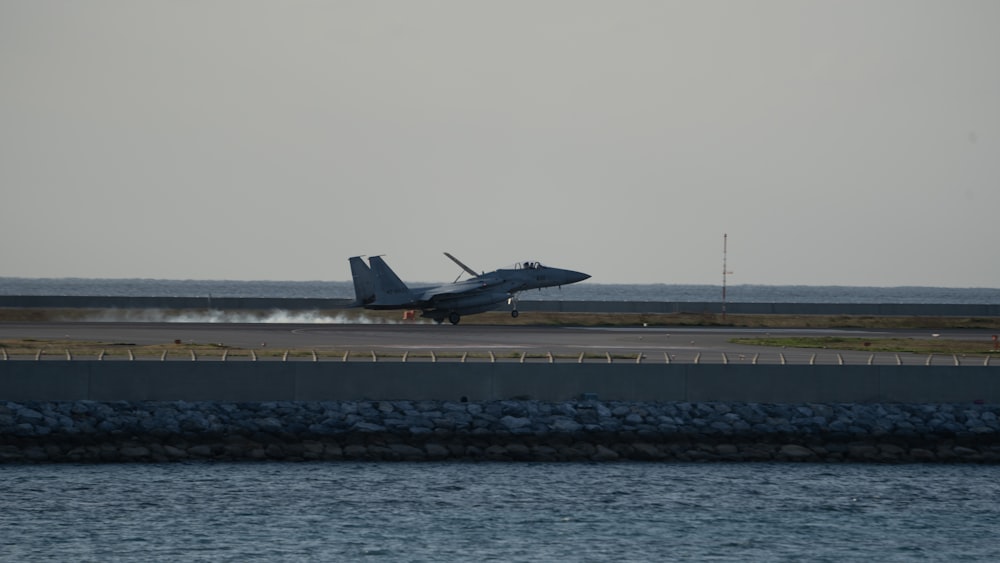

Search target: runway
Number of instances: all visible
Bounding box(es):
[0,321,986,365]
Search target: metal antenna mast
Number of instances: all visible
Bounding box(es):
[722,234,732,320]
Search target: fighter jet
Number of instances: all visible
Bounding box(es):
[349,253,590,324]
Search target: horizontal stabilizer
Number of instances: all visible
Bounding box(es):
[444,252,479,278]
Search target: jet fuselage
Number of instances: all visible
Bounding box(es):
[349,255,589,324]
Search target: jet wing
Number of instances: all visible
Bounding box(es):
[414,277,503,302]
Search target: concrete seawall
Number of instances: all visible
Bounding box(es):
[3,364,998,463]
[2,362,999,403]
[523,300,1000,316]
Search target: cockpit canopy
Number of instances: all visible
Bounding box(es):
[507,261,547,270]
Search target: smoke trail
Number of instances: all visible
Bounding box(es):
[80,309,419,324]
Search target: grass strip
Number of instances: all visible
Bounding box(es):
[730,336,1000,356]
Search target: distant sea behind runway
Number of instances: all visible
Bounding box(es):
[2,277,999,304]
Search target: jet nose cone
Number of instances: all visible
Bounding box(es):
[568,270,591,284]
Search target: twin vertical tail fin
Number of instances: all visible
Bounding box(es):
[367,256,414,306]
[349,256,376,306]
[349,255,413,307]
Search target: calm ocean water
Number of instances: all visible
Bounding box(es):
[2,462,998,562]
[2,277,999,304]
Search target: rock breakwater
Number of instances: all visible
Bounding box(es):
[2,400,998,463]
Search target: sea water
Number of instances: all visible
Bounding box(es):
[2,277,999,304]
[2,462,999,562]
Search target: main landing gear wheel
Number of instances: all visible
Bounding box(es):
[449,312,461,325]
[511,310,519,318]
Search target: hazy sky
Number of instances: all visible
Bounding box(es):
[2,1,998,286]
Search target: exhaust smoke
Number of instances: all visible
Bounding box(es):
[78,309,416,324]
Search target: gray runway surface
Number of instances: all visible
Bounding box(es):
[0,322,988,365]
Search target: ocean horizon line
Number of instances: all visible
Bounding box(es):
[1,276,998,291]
